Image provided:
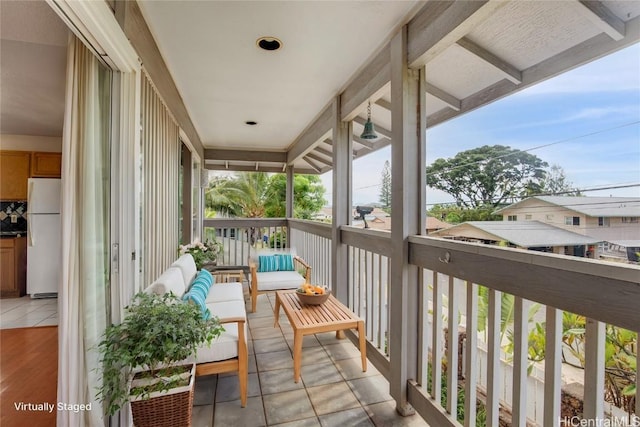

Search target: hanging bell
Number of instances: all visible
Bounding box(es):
[360,119,378,139]
[360,101,378,139]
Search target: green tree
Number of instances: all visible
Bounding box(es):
[205,172,271,218]
[538,164,581,196]
[426,145,548,208]
[379,160,391,213]
[205,172,325,219]
[428,204,500,224]
[265,174,326,219]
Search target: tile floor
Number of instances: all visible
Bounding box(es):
[191,292,429,427]
[0,289,430,426]
[0,296,58,329]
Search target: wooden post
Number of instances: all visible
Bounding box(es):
[331,97,352,303]
[389,25,424,416]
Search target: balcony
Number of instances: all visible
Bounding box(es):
[191,291,428,426]
[203,218,639,427]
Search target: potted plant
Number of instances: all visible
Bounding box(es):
[178,238,223,269]
[97,292,224,426]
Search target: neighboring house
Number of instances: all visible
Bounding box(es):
[426,216,450,234]
[312,206,333,222]
[494,196,640,243]
[431,221,601,257]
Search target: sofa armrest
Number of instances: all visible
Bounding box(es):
[218,316,246,325]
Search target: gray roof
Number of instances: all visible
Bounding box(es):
[433,221,601,248]
[495,196,640,217]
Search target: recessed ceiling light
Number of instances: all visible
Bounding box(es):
[245,121,258,126]
[256,37,282,51]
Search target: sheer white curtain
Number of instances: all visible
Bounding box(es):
[58,35,111,427]
[140,71,180,286]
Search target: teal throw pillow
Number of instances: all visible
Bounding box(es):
[198,269,214,286]
[276,254,295,271]
[258,255,279,272]
[182,290,211,320]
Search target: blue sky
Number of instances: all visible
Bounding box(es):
[321,43,640,207]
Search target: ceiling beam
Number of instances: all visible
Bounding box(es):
[353,135,376,149]
[352,116,392,139]
[456,37,522,84]
[340,46,391,122]
[314,146,333,158]
[204,148,286,163]
[375,99,392,111]
[287,101,333,165]
[426,15,640,128]
[205,163,317,175]
[306,152,332,167]
[303,156,322,173]
[574,1,625,41]
[407,0,508,68]
[425,82,461,111]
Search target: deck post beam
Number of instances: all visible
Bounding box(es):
[389,24,425,416]
[331,97,352,303]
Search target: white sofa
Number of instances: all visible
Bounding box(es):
[248,251,311,313]
[145,254,248,407]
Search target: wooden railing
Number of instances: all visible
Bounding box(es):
[289,219,332,286]
[205,218,639,426]
[203,218,288,266]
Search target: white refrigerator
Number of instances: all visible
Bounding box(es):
[27,178,61,298]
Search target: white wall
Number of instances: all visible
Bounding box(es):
[0,134,62,152]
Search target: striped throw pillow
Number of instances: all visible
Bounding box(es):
[182,290,211,320]
[258,255,279,272]
[276,254,295,271]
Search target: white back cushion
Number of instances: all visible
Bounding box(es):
[146,267,186,298]
[171,254,198,286]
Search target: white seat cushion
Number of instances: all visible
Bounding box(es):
[206,282,244,303]
[145,267,186,298]
[255,271,305,291]
[171,254,198,287]
[183,300,247,364]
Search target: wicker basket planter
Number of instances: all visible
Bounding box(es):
[130,363,195,427]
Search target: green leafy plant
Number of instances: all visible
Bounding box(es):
[96,292,224,416]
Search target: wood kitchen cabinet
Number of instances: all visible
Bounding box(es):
[1,237,27,298]
[31,152,62,178]
[0,151,31,200]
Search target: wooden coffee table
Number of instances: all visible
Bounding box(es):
[274,290,367,383]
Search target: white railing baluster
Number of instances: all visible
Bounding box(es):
[372,253,380,349]
[447,275,459,415]
[366,250,373,339]
[432,271,442,402]
[419,269,430,389]
[512,297,529,427]
[486,288,501,427]
[584,318,605,421]
[544,307,562,426]
[464,281,478,427]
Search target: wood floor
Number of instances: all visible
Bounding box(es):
[1,326,58,427]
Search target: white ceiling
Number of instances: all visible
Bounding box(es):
[0,0,69,137]
[137,0,422,151]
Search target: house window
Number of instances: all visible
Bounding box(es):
[622,217,639,223]
[565,216,580,226]
[525,214,532,220]
[598,217,610,227]
[507,215,517,221]
[546,214,554,220]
